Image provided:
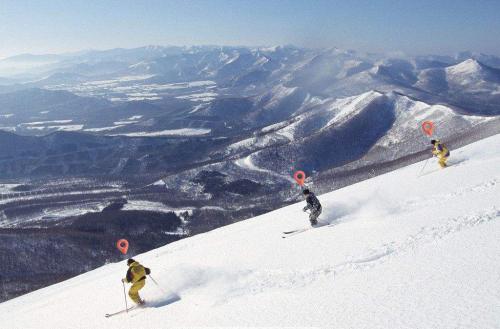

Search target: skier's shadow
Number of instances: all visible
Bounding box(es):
[149,293,182,308]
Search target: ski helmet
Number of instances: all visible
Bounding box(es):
[127,258,135,266]
[303,189,310,195]
[431,139,436,145]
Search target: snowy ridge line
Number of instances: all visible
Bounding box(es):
[0,174,197,202]
[0,187,127,204]
[110,128,211,137]
[234,153,295,183]
[0,183,126,197]
[324,90,382,128]
[1,200,110,228]
[288,91,384,144]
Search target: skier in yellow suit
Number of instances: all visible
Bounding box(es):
[122,259,151,305]
[431,139,450,168]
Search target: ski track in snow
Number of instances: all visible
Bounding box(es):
[402,176,499,210]
[168,208,499,304]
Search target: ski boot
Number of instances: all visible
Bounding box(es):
[310,219,318,226]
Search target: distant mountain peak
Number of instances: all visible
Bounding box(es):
[447,58,483,75]
[258,45,281,52]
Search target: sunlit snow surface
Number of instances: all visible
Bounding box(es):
[1,134,499,328]
[111,128,211,137]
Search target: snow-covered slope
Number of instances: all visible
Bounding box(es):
[1,134,500,329]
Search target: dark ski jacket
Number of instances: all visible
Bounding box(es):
[304,192,322,212]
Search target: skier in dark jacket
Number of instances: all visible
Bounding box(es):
[302,189,322,226]
[122,259,151,305]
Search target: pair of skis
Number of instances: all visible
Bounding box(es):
[105,305,136,318]
[105,304,146,318]
[282,221,329,238]
[282,228,310,238]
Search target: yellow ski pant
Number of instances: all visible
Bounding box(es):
[437,154,448,168]
[128,279,145,304]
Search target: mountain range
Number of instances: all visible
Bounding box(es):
[0,45,499,302]
[0,46,499,179]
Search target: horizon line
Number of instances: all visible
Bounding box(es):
[1,44,498,61]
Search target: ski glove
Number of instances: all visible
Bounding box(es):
[145,267,151,275]
[122,278,127,283]
[303,206,309,212]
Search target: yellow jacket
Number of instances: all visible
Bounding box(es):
[124,261,150,283]
[432,140,449,157]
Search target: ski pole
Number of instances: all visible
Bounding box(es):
[122,280,129,313]
[417,157,430,177]
[148,274,168,294]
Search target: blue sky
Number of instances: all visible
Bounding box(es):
[1,0,499,58]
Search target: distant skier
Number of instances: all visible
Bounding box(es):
[431,139,450,168]
[302,189,322,226]
[122,259,151,305]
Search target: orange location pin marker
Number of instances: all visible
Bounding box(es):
[116,239,129,255]
[421,121,435,137]
[294,170,306,186]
